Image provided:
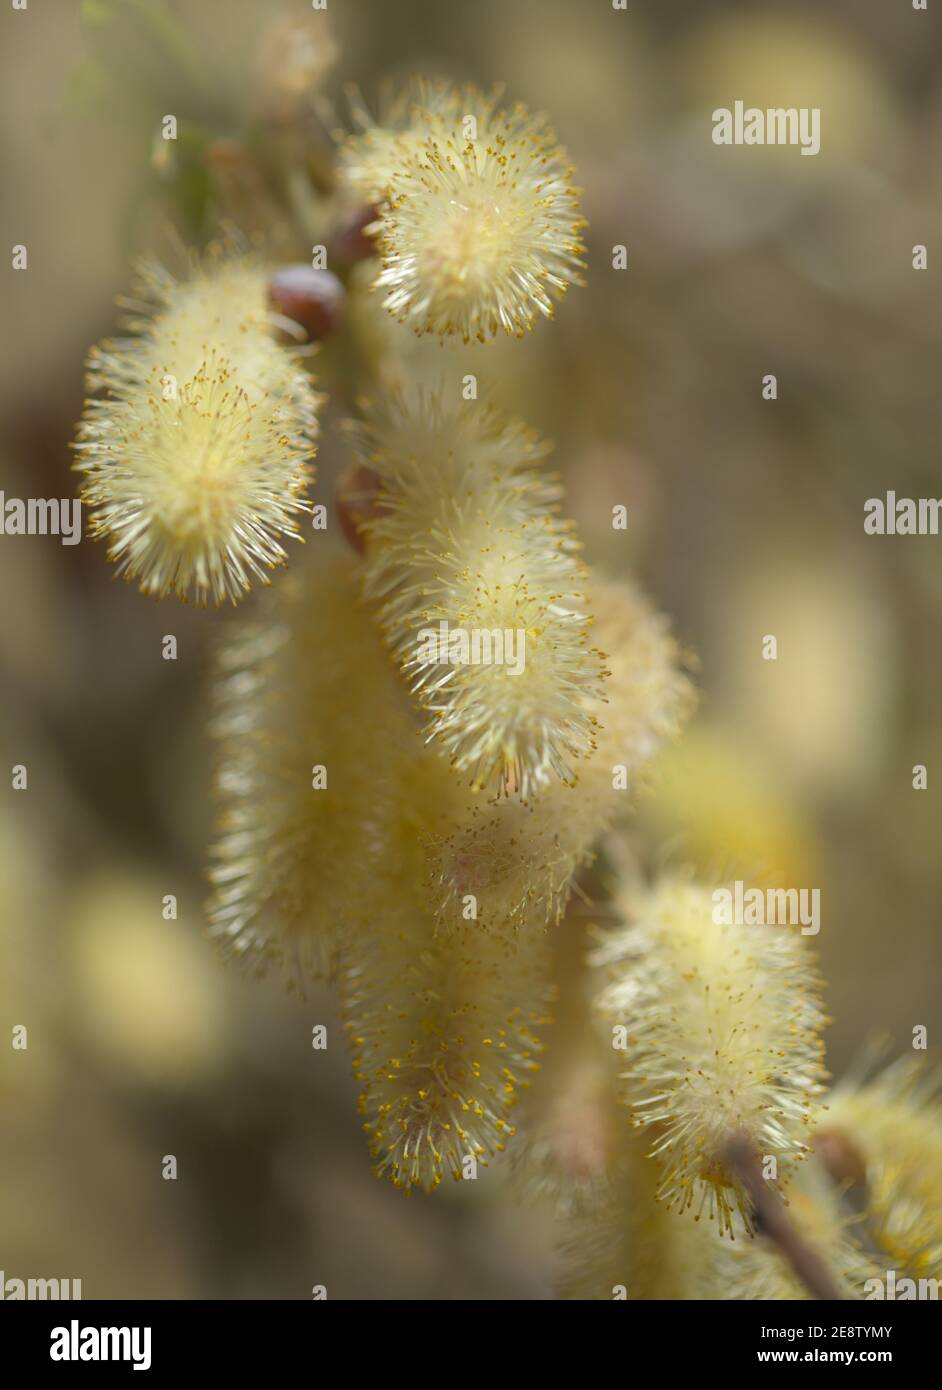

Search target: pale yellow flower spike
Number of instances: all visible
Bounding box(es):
[593,878,829,1239]
[339,82,587,342]
[428,573,695,935]
[74,259,322,605]
[341,915,553,1193]
[825,1061,942,1283]
[207,545,464,983]
[350,387,610,800]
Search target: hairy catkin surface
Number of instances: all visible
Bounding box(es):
[207,546,463,981]
[340,911,554,1192]
[74,259,321,605]
[594,878,828,1238]
[351,388,610,799]
[427,573,695,936]
[339,81,586,342]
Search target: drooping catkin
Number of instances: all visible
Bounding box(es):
[74,259,321,605]
[207,544,460,982]
[340,912,554,1192]
[339,81,586,342]
[349,387,610,800]
[427,573,695,935]
[593,877,828,1238]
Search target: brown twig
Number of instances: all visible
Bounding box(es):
[723,1133,846,1301]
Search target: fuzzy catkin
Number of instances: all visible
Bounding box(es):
[207,543,556,1188]
[74,259,321,605]
[593,878,828,1238]
[340,911,553,1193]
[339,81,586,342]
[560,1133,876,1300]
[427,573,695,935]
[207,545,461,981]
[350,387,610,800]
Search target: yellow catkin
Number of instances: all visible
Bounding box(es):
[207,544,462,982]
[594,877,828,1238]
[74,259,321,605]
[350,387,610,799]
[561,1135,876,1299]
[341,912,554,1193]
[427,573,695,935]
[208,544,555,1190]
[339,81,586,342]
[550,939,865,1299]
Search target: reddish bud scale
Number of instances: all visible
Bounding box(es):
[329,205,381,267]
[334,464,381,555]
[268,265,345,340]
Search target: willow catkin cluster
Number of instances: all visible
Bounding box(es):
[338,81,587,341]
[824,1061,942,1283]
[206,538,690,1191]
[427,573,695,935]
[207,543,557,1184]
[350,388,610,799]
[207,545,462,981]
[593,878,828,1238]
[74,259,321,605]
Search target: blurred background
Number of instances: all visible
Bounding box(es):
[1,0,940,1298]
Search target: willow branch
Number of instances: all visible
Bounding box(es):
[723,1133,845,1301]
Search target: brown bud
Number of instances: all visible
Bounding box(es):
[329,205,381,268]
[813,1128,867,1187]
[268,265,345,341]
[334,463,382,554]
